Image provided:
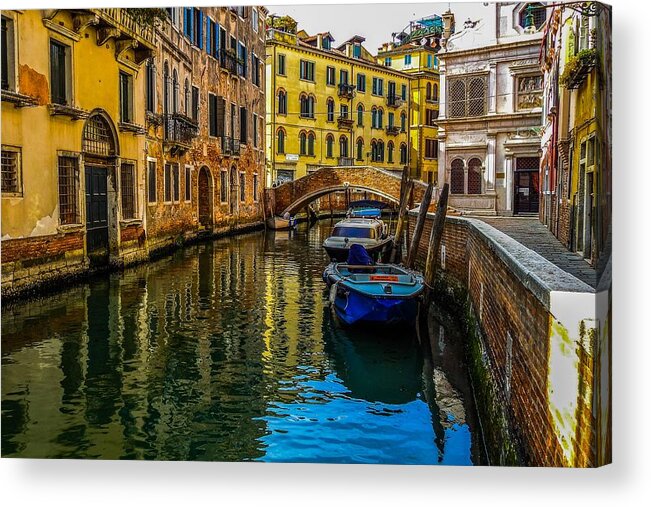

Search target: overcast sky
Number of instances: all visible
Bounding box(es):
[266,1,493,53]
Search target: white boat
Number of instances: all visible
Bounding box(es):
[322,217,393,262]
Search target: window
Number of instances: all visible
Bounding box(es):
[357,73,366,93]
[433,83,439,101]
[426,109,439,126]
[327,98,335,122]
[356,139,364,161]
[277,54,286,75]
[326,66,335,86]
[277,128,285,154]
[372,77,383,96]
[450,159,465,194]
[2,16,16,91]
[209,93,218,137]
[519,3,547,30]
[277,89,287,115]
[308,132,315,156]
[401,84,407,101]
[468,158,482,194]
[252,53,261,86]
[326,135,334,158]
[252,8,259,32]
[426,82,432,100]
[253,113,258,148]
[220,170,228,202]
[253,173,259,202]
[146,59,156,113]
[322,37,331,50]
[172,69,179,113]
[185,165,192,201]
[300,94,315,118]
[387,142,394,163]
[238,42,247,77]
[448,75,487,118]
[425,139,438,159]
[119,71,134,123]
[50,39,71,105]
[173,164,180,202]
[377,108,383,129]
[192,86,199,122]
[1,147,21,196]
[299,132,307,155]
[147,159,157,204]
[206,18,219,57]
[384,57,392,67]
[340,104,349,120]
[164,163,172,202]
[427,54,433,68]
[400,112,406,132]
[400,143,407,165]
[240,106,248,143]
[353,44,362,59]
[299,60,315,81]
[340,69,349,85]
[339,136,348,158]
[357,104,364,126]
[184,79,190,116]
[404,54,412,65]
[120,162,136,219]
[58,156,79,224]
[192,8,204,48]
[578,14,590,51]
[388,111,394,128]
[371,107,377,128]
[239,172,245,202]
[516,75,543,110]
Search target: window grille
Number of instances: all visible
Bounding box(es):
[516,157,539,171]
[120,163,136,219]
[468,158,482,194]
[450,159,465,194]
[448,76,487,118]
[1,149,20,194]
[58,156,79,224]
[83,115,116,156]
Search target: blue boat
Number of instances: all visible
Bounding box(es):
[347,199,389,219]
[323,245,425,326]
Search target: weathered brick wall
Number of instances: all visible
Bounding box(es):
[407,214,570,466]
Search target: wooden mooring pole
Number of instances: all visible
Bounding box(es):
[423,183,449,305]
[390,178,414,264]
[405,183,434,269]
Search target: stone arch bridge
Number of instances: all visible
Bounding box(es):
[266,166,431,216]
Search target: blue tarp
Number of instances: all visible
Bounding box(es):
[347,244,374,266]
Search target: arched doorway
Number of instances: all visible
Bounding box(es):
[198,166,213,227]
[229,165,238,214]
[82,111,118,266]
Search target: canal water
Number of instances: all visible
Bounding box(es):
[2,221,483,464]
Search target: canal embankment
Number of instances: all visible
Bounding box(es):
[407,210,611,467]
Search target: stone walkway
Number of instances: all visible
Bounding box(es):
[476,217,597,289]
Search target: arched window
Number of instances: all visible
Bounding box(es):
[299,131,307,155]
[172,69,179,113]
[146,58,156,113]
[377,140,384,162]
[370,140,377,162]
[468,158,483,194]
[357,104,364,126]
[300,94,315,118]
[277,89,287,115]
[400,111,406,132]
[387,141,394,163]
[426,82,432,100]
[450,159,465,194]
[400,143,407,165]
[356,138,364,161]
[371,107,377,129]
[277,128,285,154]
[307,131,315,156]
[327,98,335,122]
[377,108,384,129]
[163,61,170,114]
[433,83,439,101]
[83,113,117,157]
[339,135,348,158]
[326,134,334,158]
[184,78,190,116]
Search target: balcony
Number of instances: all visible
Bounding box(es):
[1,89,39,108]
[386,95,404,108]
[338,157,354,166]
[337,115,354,129]
[163,113,199,155]
[338,83,356,99]
[560,49,599,89]
[221,136,241,156]
[219,49,239,75]
[386,125,401,136]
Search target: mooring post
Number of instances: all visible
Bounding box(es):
[406,183,434,269]
[423,184,450,305]
[390,179,414,264]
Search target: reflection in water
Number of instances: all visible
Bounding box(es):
[2,222,481,464]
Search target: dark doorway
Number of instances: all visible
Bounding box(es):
[85,164,109,266]
[230,166,237,214]
[198,166,213,227]
[514,157,540,214]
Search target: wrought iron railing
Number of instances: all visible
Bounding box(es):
[387,95,404,107]
[337,115,354,129]
[338,83,356,99]
[221,136,241,156]
[386,125,401,135]
[95,8,156,46]
[219,49,239,74]
[164,113,198,145]
[338,157,354,166]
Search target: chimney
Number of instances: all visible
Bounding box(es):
[317,33,323,48]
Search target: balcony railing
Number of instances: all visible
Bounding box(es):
[163,113,199,152]
[338,157,354,166]
[219,49,239,74]
[386,95,404,108]
[338,83,356,99]
[221,136,241,156]
[337,115,354,129]
[386,125,401,136]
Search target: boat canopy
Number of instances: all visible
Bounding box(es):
[348,199,389,210]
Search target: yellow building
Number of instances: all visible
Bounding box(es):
[265,16,410,186]
[1,9,156,295]
[377,13,452,184]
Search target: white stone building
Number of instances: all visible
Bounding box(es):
[437,3,549,215]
